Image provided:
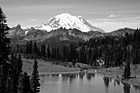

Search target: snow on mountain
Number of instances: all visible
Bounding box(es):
[35,13,104,32]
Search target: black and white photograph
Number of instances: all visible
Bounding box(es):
[0,0,140,93]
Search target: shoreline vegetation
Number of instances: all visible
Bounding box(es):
[95,65,140,87]
[22,58,140,87]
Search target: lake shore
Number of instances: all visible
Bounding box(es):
[22,58,140,87]
[88,65,140,87]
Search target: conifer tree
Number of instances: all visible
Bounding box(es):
[41,44,46,57]
[18,72,31,93]
[9,51,21,93]
[0,7,10,65]
[29,41,33,54]
[47,45,51,58]
[25,41,29,54]
[6,69,15,93]
[123,47,131,79]
[30,57,40,93]
[123,61,131,79]
[0,7,10,93]
[17,54,23,75]
[33,43,38,55]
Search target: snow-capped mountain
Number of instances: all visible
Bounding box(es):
[35,13,104,32]
[9,13,136,44]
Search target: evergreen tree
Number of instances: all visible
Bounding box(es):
[18,72,31,93]
[33,43,38,56]
[123,46,131,79]
[47,45,51,58]
[0,7,10,65]
[25,41,29,54]
[9,51,21,93]
[123,61,131,79]
[41,44,46,57]
[17,54,23,75]
[6,68,15,93]
[0,7,10,93]
[29,41,33,54]
[30,58,40,93]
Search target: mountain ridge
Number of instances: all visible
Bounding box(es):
[8,13,137,44]
[8,24,136,44]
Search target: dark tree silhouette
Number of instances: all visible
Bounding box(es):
[0,7,10,93]
[123,49,131,79]
[41,44,46,57]
[47,45,51,58]
[18,72,31,93]
[0,7,10,65]
[30,57,40,93]
[103,77,110,88]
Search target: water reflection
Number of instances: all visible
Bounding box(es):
[61,74,69,83]
[86,73,95,81]
[122,82,130,93]
[114,79,120,86]
[40,72,140,93]
[133,85,140,91]
[79,72,85,80]
[103,76,110,88]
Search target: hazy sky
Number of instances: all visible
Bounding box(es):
[0,0,140,32]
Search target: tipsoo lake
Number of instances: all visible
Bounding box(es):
[40,72,140,93]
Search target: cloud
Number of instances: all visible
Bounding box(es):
[108,14,118,18]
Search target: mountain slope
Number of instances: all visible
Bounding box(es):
[107,28,135,36]
[35,13,105,33]
[9,23,136,44]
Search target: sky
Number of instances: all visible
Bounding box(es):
[0,0,140,32]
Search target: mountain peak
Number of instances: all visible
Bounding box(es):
[35,13,105,33]
[55,13,73,17]
[13,24,22,31]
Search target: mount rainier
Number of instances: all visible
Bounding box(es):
[8,13,135,44]
[35,13,104,32]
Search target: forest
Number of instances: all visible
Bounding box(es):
[15,25,140,80]
[19,29,140,67]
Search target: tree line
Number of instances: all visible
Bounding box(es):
[18,29,140,79]
[20,29,140,67]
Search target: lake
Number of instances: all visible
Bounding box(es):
[40,72,140,93]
